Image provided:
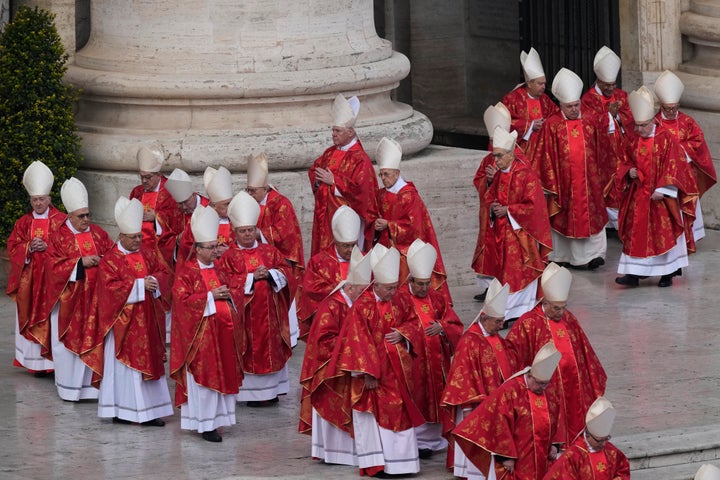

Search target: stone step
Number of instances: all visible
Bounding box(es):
[613,424,720,479]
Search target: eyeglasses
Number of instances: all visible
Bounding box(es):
[245,187,266,194]
[74,212,91,219]
[197,244,219,250]
[492,152,510,159]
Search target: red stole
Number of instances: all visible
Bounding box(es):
[600,93,616,109]
[526,96,542,121]
[30,218,49,240]
[662,118,680,139]
[527,386,551,476]
[218,223,231,245]
[410,295,434,328]
[636,136,654,179]
[140,192,158,248]
[485,334,512,379]
[197,265,239,390]
[566,119,591,234]
[124,252,148,279]
[589,448,611,479]
[75,232,98,256]
[338,259,350,279]
[548,317,582,436]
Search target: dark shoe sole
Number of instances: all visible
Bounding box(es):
[202,430,222,442]
[615,275,639,287]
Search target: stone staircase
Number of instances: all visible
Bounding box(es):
[614,425,720,479]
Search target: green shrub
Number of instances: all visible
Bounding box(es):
[0,6,81,249]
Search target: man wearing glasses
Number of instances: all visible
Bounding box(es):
[40,177,114,401]
[506,263,607,445]
[82,197,173,427]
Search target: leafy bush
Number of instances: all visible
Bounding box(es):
[0,6,81,248]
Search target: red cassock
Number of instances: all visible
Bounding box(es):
[452,372,563,480]
[655,111,717,197]
[218,244,292,375]
[472,155,552,292]
[332,289,426,432]
[533,113,609,237]
[616,128,699,257]
[308,140,379,256]
[81,245,171,387]
[581,86,634,209]
[170,260,245,407]
[39,223,115,358]
[175,194,211,267]
[400,286,463,425]
[502,86,560,154]
[6,206,66,358]
[440,322,517,469]
[257,187,305,290]
[543,435,630,480]
[376,182,452,303]
[295,245,348,341]
[129,177,184,270]
[299,290,354,436]
[505,304,607,444]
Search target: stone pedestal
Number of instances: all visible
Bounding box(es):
[64,0,432,172]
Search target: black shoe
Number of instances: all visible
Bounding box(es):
[418,448,433,459]
[502,317,518,330]
[112,417,132,425]
[556,262,572,268]
[473,289,488,302]
[615,275,639,287]
[587,257,605,270]
[673,268,682,277]
[141,418,165,427]
[202,429,222,442]
[658,275,673,288]
[246,397,279,407]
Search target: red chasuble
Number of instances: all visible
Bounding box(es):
[472,156,552,292]
[39,223,114,358]
[544,435,631,479]
[299,290,355,436]
[616,128,698,257]
[81,246,170,387]
[582,86,634,210]
[451,373,562,480]
[331,289,425,432]
[501,85,560,154]
[308,140,379,255]
[656,111,717,197]
[533,113,608,237]
[129,177,183,270]
[170,261,245,407]
[6,206,66,358]
[402,286,463,426]
[257,188,305,289]
[376,181,453,304]
[218,244,292,375]
[295,246,348,340]
[505,303,607,444]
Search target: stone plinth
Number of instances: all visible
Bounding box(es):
[77,145,482,288]
[64,0,433,172]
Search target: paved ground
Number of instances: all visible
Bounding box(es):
[2,231,719,479]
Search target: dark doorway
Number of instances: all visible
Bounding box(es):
[518,0,622,91]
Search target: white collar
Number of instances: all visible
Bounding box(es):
[337,137,358,152]
[387,176,407,194]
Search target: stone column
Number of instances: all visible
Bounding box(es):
[64,0,433,173]
[677,0,720,227]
